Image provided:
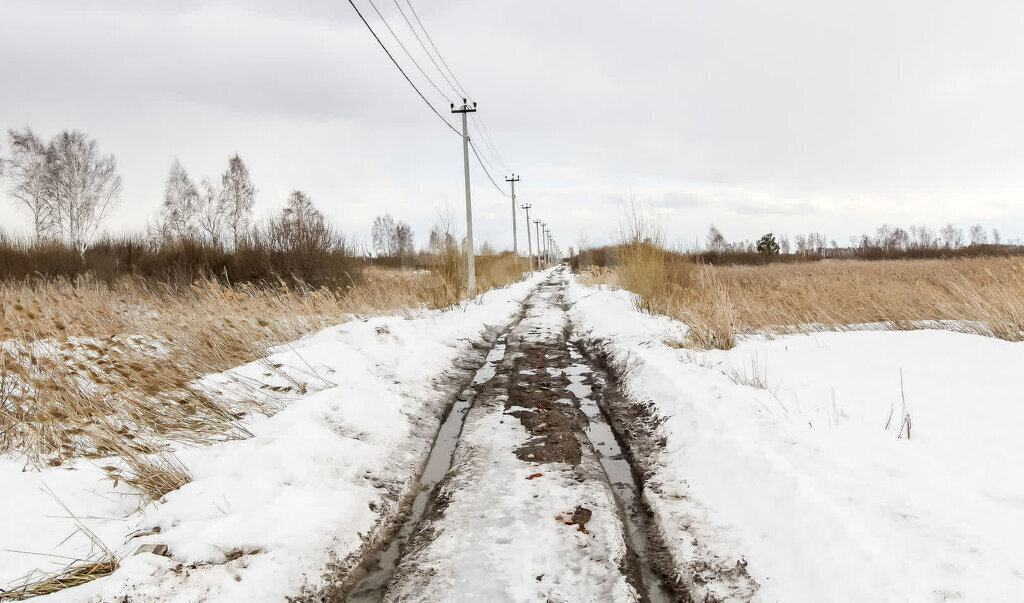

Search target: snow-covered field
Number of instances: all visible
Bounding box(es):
[0,272,545,602]
[567,279,1024,602]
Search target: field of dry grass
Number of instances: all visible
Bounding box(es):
[0,253,526,499]
[583,252,1024,350]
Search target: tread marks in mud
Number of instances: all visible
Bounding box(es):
[341,271,682,602]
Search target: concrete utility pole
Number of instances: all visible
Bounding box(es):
[452,99,477,296]
[505,174,519,264]
[541,222,548,266]
[522,203,533,271]
[534,219,542,268]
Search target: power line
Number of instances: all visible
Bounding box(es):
[347,0,461,136]
[470,113,510,173]
[469,131,503,176]
[470,140,511,198]
[400,0,514,175]
[392,0,463,100]
[403,0,471,98]
[365,0,452,105]
[353,0,519,207]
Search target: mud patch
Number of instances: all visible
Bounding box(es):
[506,344,583,465]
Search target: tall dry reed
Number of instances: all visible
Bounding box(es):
[583,254,1024,349]
[0,259,526,493]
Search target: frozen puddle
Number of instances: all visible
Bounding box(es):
[346,338,508,602]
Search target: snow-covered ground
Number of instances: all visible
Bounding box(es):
[0,271,546,602]
[567,280,1024,602]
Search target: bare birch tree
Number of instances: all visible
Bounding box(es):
[47,130,121,253]
[705,224,727,251]
[940,223,963,248]
[372,214,397,257]
[969,224,988,246]
[3,128,56,239]
[160,159,199,240]
[195,177,229,246]
[221,155,255,247]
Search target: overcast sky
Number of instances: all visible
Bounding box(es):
[2,0,1024,250]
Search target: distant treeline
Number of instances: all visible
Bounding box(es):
[572,222,1024,270]
[0,233,364,288]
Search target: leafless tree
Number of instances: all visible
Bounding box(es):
[160,159,199,240]
[969,224,988,246]
[890,227,910,250]
[779,234,791,255]
[3,128,56,239]
[221,155,255,247]
[47,130,122,253]
[705,224,727,252]
[196,177,229,246]
[940,223,963,248]
[372,214,397,257]
[909,225,937,249]
[427,209,459,256]
[394,220,414,259]
[992,228,1001,245]
[268,190,335,254]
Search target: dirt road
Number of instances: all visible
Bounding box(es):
[344,268,678,602]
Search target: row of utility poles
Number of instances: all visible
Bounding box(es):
[453,99,558,297]
[507,177,558,271]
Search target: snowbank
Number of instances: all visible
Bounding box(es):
[1,271,546,602]
[566,280,1024,602]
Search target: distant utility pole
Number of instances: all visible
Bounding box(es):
[541,222,548,266]
[452,99,478,296]
[522,203,533,271]
[534,219,542,268]
[505,174,519,264]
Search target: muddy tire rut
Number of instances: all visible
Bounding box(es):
[338,269,684,602]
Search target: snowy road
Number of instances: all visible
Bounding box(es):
[349,268,677,602]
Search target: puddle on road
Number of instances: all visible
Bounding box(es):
[346,339,507,603]
[564,345,674,603]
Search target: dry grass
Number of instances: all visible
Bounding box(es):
[0,256,527,496]
[585,251,1024,349]
[0,557,118,601]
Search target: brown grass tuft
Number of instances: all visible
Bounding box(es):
[0,557,118,601]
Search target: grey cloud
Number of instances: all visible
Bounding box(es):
[2,0,1024,249]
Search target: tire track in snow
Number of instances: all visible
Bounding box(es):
[362,268,677,602]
